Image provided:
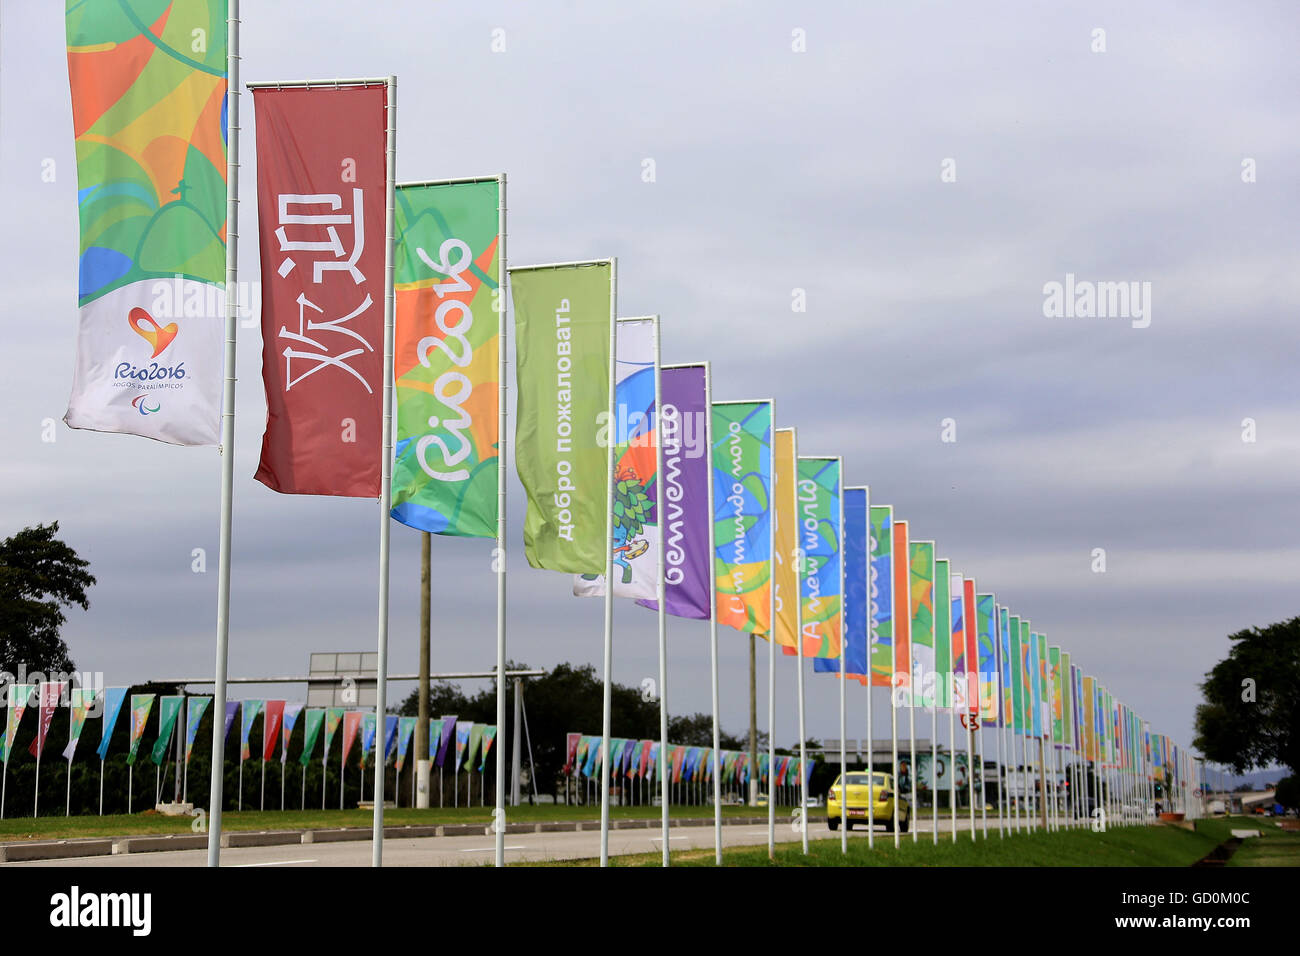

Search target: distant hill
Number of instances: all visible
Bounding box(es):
[1201,766,1289,791]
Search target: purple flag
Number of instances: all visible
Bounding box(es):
[636,364,712,620]
[223,700,239,741]
[435,715,457,767]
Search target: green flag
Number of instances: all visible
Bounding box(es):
[510,260,613,573]
[150,695,183,766]
[126,694,155,766]
[391,178,502,536]
[299,709,326,767]
[934,560,951,710]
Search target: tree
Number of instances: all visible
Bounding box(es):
[1193,615,1300,776]
[0,523,95,675]
[1276,775,1298,811]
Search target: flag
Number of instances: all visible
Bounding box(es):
[637,364,712,619]
[29,682,68,759]
[359,712,377,768]
[183,696,213,764]
[480,723,504,773]
[563,732,582,773]
[383,715,399,763]
[1082,677,1096,762]
[223,700,239,742]
[1030,631,1044,738]
[1049,646,1064,745]
[239,699,263,762]
[436,716,458,767]
[149,695,183,765]
[976,594,999,724]
[511,260,613,572]
[262,700,286,762]
[892,521,912,701]
[933,561,952,710]
[455,721,472,770]
[391,178,502,534]
[126,694,155,766]
[1,685,32,763]
[281,702,304,762]
[341,711,363,765]
[465,723,485,771]
[999,607,1014,728]
[96,687,127,762]
[772,428,800,649]
[908,541,936,707]
[712,401,773,637]
[299,709,326,767]
[946,572,962,711]
[576,316,659,599]
[430,719,445,766]
[251,82,388,496]
[868,505,894,686]
[814,481,861,676]
[63,687,96,762]
[395,716,417,772]
[63,0,228,445]
[323,707,345,760]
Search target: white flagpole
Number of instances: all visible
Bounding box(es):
[864,494,874,851]
[207,0,240,869]
[931,707,938,845]
[765,419,777,860]
[792,437,809,856]
[369,73,398,869]
[891,685,900,849]
[967,716,976,841]
[597,259,618,867]
[836,465,846,856]
[703,365,722,865]
[948,697,956,843]
[493,173,509,868]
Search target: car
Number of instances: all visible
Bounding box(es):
[754,793,769,807]
[826,771,909,833]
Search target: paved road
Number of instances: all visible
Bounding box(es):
[6,814,1024,867]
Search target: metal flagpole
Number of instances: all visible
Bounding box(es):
[207,0,240,869]
[66,758,72,816]
[891,685,900,849]
[908,675,918,843]
[765,413,777,860]
[493,173,509,867]
[948,698,956,842]
[598,259,618,868]
[369,73,398,869]
[836,464,846,855]
[967,716,976,841]
[704,364,722,864]
[99,759,104,816]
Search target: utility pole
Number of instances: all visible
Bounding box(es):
[415,532,431,808]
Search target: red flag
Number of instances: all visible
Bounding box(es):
[563,732,581,774]
[262,700,286,762]
[341,711,363,764]
[963,578,979,716]
[28,683,66,759]
[251,84,388,496]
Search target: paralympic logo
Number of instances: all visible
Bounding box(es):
[131,394,161,416]
[128,307,178,358]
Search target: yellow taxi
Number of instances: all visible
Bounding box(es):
[826,771,909,832]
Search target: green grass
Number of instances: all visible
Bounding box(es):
[536,822,1221,867]
[0,803,762,843]
[1221,819,1300,867]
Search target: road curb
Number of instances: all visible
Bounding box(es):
[0,839,114,863]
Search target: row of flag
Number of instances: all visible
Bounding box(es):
[54,2,1193,861]
[563,734,816,788]
[0,687,497,778]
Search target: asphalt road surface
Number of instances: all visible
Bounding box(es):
[7,814,1020,867]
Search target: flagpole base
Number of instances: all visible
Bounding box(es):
[416,759,431,809]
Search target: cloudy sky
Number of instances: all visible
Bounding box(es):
[2,1,1297,766]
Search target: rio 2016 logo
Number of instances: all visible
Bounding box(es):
[131,394,161,416]
[118,307,186,388]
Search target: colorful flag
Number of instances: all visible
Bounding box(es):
[466,724,485,771]
[390,178,502,533]
[712,401,773,637]
[96,687,127,762]
[149,695,183,765]
[637,365,713,620]
[251,82,388,496]
[892,521,912,700]
[383,715,399,762]
[62,687,96,762]
[262,700,286,762]
[575,317,659,599]
[564,732,582,774]
[341,711,363,765]
[239,699,263,762]
[63,0,228,445]
[962,579,979,717]
[322,707,345,761]
[511,261,613,572]
[934,561,952,710]
[1008,615,1024,732]
[29,682,68,760]
[429,720,444,767]
[797,456,842,657]
[281,702,304,763]
[772,428,800,649]
[359,712,377,768]
[436,716,458,767]
[1030,631,1044,738]
[223,700,239,742]
[183,696,213,764]
[454,721,472,770]
[1049,646,1064,745]
[815,482,863,677]
[976,594,999,724]
[394,717,416,772]
[999,607,1014,728]
[1,685,32,763]
[868,505,894,686]
[127,694,155,766]
[908,541,936,707]
[299,712,327,770]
